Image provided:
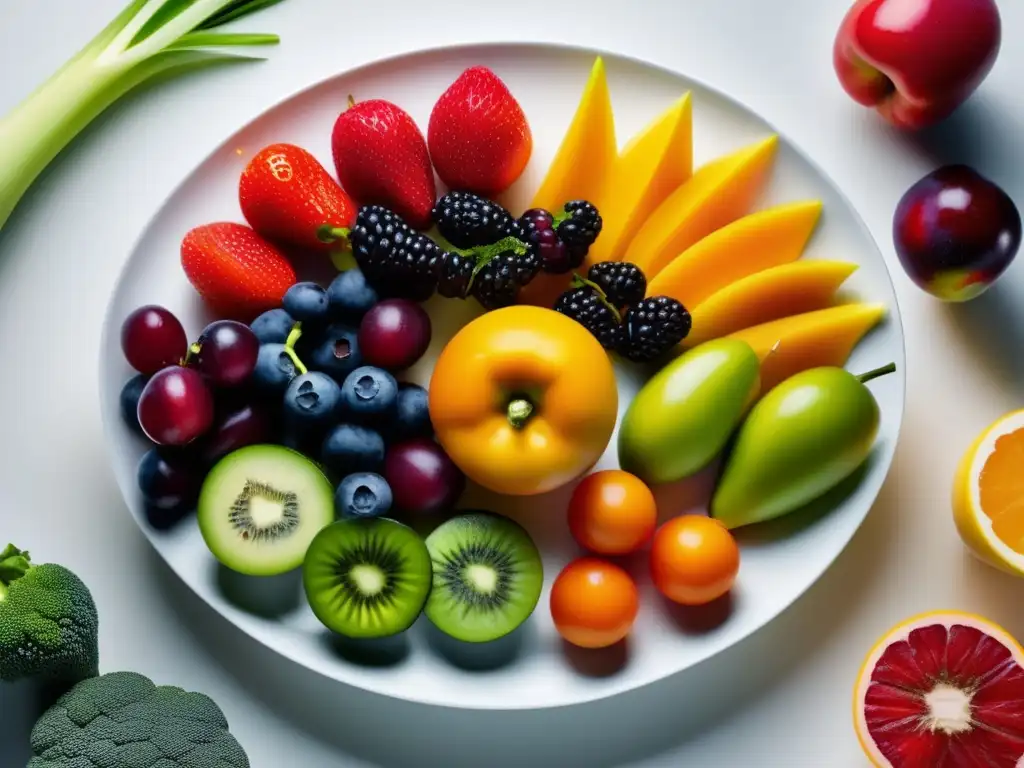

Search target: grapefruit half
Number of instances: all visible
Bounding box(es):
[854,611,1024,767]
[952,409,1024,578]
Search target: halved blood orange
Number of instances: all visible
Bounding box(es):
[854,611,1024,767]
[952,410,1024,578]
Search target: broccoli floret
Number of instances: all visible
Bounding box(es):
[0,544,99,684]
[28,671,251,767]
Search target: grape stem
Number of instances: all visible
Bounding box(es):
[506,398,534,429]
[182,341,202,367]
[857,362,896,384]
[284,323,307,375]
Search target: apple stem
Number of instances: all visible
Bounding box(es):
[857,362,896,384]
[506,398,534,429]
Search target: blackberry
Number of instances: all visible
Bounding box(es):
[520,208,573,274]
[470,251,523,310]
[432,191,523,249]
[554,287,624,352]
[587,261,647,307]
[557,200,602,247]
[350,205,441,299]
[621,296,692,363]
[435,251,476,299]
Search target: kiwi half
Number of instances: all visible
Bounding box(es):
[197,444,335,576]
[303,518,432,639]
[424,511,543,643]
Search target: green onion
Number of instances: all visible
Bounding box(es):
[0,0,288,231]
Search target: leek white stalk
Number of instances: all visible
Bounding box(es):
[0,0,286,231]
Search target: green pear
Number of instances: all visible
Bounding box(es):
[710,362,895,530]
[618,338,760,485]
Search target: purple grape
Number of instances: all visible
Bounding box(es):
[358,299,431,372]
[121,305,187,374]
[384,438,465,515]
[137,366,214,446]
[192,320,259,388]
[198,401,275,465]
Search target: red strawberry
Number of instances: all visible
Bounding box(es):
[181,222,296,321]
[427,66,532,197]
[239,143,357,254]
[331,98,436,229]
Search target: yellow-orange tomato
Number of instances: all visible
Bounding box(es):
[429,306,618,496]
[650,515,740,605]
[568,470,657,555]
[550,558,639,649]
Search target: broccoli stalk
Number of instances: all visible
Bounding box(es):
[0,544,99,685]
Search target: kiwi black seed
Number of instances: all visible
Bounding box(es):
[303,517,432,639]
[197,444,335,577]
[424,511,543,643]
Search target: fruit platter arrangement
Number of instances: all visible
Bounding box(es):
[101,50,905,705]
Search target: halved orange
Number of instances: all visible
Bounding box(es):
[952,410,1024,578]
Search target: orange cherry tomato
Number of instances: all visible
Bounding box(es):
[650,515,740,606]
[567,470,657,555]
[550,558,639,649]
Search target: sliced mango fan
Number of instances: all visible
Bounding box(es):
[0,0,288,231]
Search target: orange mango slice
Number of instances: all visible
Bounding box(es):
[624,136,780,279]
[683,261,858,348]
[520,57,617,307]
[529,56,617,212]
[727,303,887,394]
[586,93,693,266]
[646,200,823,308]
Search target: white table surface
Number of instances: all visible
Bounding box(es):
[2,1,1024,765]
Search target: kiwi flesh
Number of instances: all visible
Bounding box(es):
[424,511,543,643]
[303,517,432,639]
[197,444,335,576]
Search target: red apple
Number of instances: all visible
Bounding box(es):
[893,165,1020,301]
[833,0,1001,130]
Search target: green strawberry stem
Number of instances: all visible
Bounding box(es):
[0,544,31,601]
[569,273,622,324]
[284,323,307,375]
[506,398,534,429]
[857,362,896,384]
[317,225,349,244]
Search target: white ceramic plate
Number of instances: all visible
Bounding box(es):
[99,43,905,710]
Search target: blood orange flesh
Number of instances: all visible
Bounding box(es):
[854,612,1024,768]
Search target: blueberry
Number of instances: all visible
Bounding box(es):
[321,423,386,476]
[251,308,294,344]
[137,448,201,513]
[284,372,341,429]
[327,268,379,323]
[283,282,330,326]
[308,323,363,383]
[120,374,149,436]
[389,383,433,440]
[340,366,398,426]
[252,343,299,394]
[335,472,393,519]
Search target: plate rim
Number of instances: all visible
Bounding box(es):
[98,39,908,711]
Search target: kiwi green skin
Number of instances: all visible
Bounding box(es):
[303,517,432,640]
[197,444,335,577]
[424,511,544,644]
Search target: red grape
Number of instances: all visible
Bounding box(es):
[384,438,465,514]
[198,401,275,465]
[358,299,431,371]
[121,305,187,374]
[192,320,259,387]
[137,366,214,446]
